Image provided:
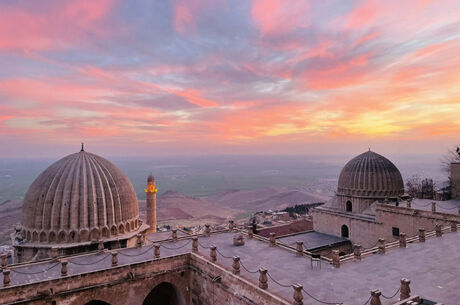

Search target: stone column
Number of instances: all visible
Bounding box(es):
[399,233,406,248]
[61,260,68,276]
[451,221,458,232]
[3,269,10,287]
[370,290,382,305]
[296,241,304,257]
[51,247,59,262]
[204,224,211,237]
[228,220,234,230]
[377,238,385,254]
[407,199,412,208]
[431,202,436,213]
[269,233,276,247]
[232,256,240,275]
[192,237,198,253]
[154,244,160,258]
[418,228,425,242]
[400,278,411,300]
[258,268,268,289]
[98,241,105,254]
[111,251,118,267]
[1,254,7,269]
[353,244,362,260]
[136,234,143,248]
[172,229,178,242]
[210,246,217,262]
[435,223,442,237]
[293,284,303,305]
[332,250,340,268]
[248,227,254,238]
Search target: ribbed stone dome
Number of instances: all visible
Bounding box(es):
[337,151,404,198]
[21,149,140,243]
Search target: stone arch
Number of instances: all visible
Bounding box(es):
[90,228,100,240]
[39,231,47,243]
[142,282,186,305]
[69,230,78,243]
[341,225,349,238]
[48,231,56,243]
[101,227,109,238]
[135,219,139,228]
[32,231,39,242]
[110,225,118,236]
[27,230,32,241]
[58,231,67,243]
[118,224,125,234]
[84,301,111,305]
[126,222,131,232]
[80,229,89,241]
[346,200,352,212]
[130,220,135,230]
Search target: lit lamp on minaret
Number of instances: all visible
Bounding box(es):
[145,174,157,233]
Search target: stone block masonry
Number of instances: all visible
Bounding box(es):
[451,163,460,199]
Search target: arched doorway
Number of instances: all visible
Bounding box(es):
[84,301,111,305]
[346,201,352,212]
[143,282,185,305]
[341,225,349,238]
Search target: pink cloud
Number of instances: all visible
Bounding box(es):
[345,0,377,30]
[0,0,115,51]
[251,0,310,36]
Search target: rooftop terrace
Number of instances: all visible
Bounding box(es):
[1,225,459,305]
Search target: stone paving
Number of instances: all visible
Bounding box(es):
[2,229,460,305]
[197,231,460,305]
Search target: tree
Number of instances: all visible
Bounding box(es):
[405,175,436,199]
[406,175,422,198]
[441,144,460,177]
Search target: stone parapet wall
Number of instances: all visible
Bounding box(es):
[0,252,290,305]
[189,253,289,305]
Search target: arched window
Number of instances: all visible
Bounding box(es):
[341,225,349,238]
[346,201,352,212]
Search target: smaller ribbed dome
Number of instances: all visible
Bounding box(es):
[148,174,155,183]
[337,151,404,198]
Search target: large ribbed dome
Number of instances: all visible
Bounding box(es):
[337,151,404,198]
[21,149,140,243]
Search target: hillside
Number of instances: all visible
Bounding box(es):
[205,186,329,212]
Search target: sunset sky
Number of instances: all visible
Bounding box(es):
[0,0,459,158]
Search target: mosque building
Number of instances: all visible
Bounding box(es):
[3,147,460,305]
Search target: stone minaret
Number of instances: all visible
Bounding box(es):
[145,174,157,233]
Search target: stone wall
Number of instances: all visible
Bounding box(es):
[189,253,289,305]
[311,208,382,248]
[451,163,460,199]
[312,204,460,248]
[0,253,290,305]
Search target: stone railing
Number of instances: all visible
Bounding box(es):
[336,222,458,267]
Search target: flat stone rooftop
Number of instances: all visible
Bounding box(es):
[277,231,348,250]
[2,229,460,304]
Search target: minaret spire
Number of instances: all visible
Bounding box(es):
[81,142,84,152]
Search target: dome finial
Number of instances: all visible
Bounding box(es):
[81,142,84,152]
